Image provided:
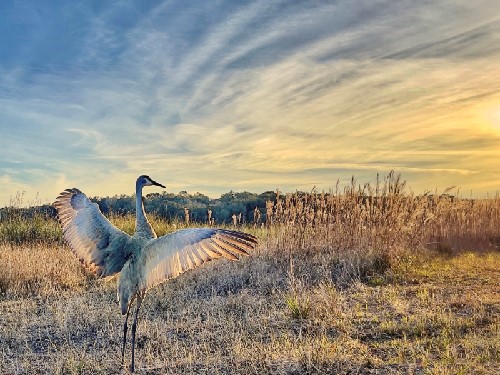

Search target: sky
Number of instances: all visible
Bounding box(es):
[1,0,499,206]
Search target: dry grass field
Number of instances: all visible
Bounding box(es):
[1,175,499,374]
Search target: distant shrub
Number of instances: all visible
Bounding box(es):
[0,192,62,245]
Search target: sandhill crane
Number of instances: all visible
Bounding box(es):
[54,175,257,372]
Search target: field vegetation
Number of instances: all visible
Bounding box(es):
[0,173,499,374]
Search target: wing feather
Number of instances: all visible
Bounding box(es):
[54,188,132,277]
[217,231,256,252]
[199,241,223,259]
[139,228,258,290]
[211,236,249,256]
[207,239,239,260]
[193,246,211,262]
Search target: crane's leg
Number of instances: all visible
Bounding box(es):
[130,294,143,373]
[121,305,131,366]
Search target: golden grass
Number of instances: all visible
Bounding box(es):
[265,173,500,257]
[0,245,498,374]
[0,244,90,297]
[107,214,195,238]
[0,174,499,373]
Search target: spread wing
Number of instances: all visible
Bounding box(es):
[54,188,132,277]
[138,228,258,290]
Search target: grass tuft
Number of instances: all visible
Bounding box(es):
[285,293,311,320]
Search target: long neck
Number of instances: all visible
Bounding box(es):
[135,183,156,238]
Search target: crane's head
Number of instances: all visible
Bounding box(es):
[137,175,166,189]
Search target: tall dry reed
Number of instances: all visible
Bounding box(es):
[264,172,500,281]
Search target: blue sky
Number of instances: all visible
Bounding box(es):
[1,0,499,205]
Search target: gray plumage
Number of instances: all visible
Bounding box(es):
[54,175,258,372]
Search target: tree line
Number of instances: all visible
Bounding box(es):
[1,190,278,225]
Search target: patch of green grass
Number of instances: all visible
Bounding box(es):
[285,293,311,320]
[0,215,62,245]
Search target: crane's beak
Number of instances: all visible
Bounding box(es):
[151,179,166,188]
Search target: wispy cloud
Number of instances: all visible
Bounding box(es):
[0,0,499,204]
